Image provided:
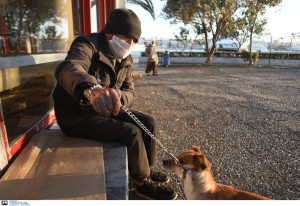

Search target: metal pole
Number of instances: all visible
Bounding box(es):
[289,37,293,57]
[269,36,272,66]
[80,0,92,35]
[96,0,106,31]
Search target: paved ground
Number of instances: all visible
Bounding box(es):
[128,64,300,200]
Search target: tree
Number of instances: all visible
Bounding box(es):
[2,0,66,38]
[43,26,63,52]
[244,0,282,65]
[162,0,240,64]
[190,23,205,52]
[127,0,155,20]
[174,27,189,51]
[222,14,266,52]
[222,17,250,51]
[0,0,67,54]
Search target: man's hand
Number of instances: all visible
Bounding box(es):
[84,88,122,116]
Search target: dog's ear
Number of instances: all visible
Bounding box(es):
[191,145,201,153]
[193,154,211,171]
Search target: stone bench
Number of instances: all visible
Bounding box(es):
[0,126,128,200]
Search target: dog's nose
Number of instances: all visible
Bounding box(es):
[162,160,168,166]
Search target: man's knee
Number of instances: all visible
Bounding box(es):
[142,115,156,131]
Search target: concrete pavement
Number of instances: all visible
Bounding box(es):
[129,64,300,200]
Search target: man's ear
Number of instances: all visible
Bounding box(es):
[193,155,211,171]
[191,145,201,153]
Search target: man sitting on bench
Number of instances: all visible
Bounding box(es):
[52,8,177,200]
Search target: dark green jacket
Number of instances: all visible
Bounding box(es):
[52,31,136,129]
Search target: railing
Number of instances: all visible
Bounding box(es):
[141,51,300,60]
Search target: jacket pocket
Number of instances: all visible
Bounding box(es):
[116,68,127,87]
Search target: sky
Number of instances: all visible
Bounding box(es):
[123,0,300,41]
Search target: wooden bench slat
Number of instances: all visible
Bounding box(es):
[0,130,106,200]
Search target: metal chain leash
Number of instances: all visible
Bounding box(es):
[122,105,180,163]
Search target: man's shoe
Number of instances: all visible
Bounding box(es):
[135,179,177,200]
[150,170,170,183]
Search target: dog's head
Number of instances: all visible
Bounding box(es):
[163,145,211,179]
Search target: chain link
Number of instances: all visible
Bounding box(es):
[122,105,179,163]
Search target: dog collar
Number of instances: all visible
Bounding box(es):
[177,162,196,178]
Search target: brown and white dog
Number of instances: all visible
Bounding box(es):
[163,145,271,200]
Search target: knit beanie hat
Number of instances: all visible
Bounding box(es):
[105,8,141,42]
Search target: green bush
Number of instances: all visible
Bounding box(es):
[252,52,259,63]
[241,51,249,61]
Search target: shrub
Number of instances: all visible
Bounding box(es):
[252,52,259,63]
[241,51,249,62]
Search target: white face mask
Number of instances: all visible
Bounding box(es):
[108,35,132,59]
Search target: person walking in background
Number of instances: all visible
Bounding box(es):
[145,40,158,75]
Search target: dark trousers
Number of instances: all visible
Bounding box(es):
[145,60,157,74]
[60,110,157,181]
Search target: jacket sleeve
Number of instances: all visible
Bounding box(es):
[120,64,136,107]
[55,36,98,99]
[145,45,150,58]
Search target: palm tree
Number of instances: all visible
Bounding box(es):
[91,0,155,20]
[127,0,155,20]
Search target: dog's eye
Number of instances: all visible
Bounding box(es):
[179,159,184,164]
